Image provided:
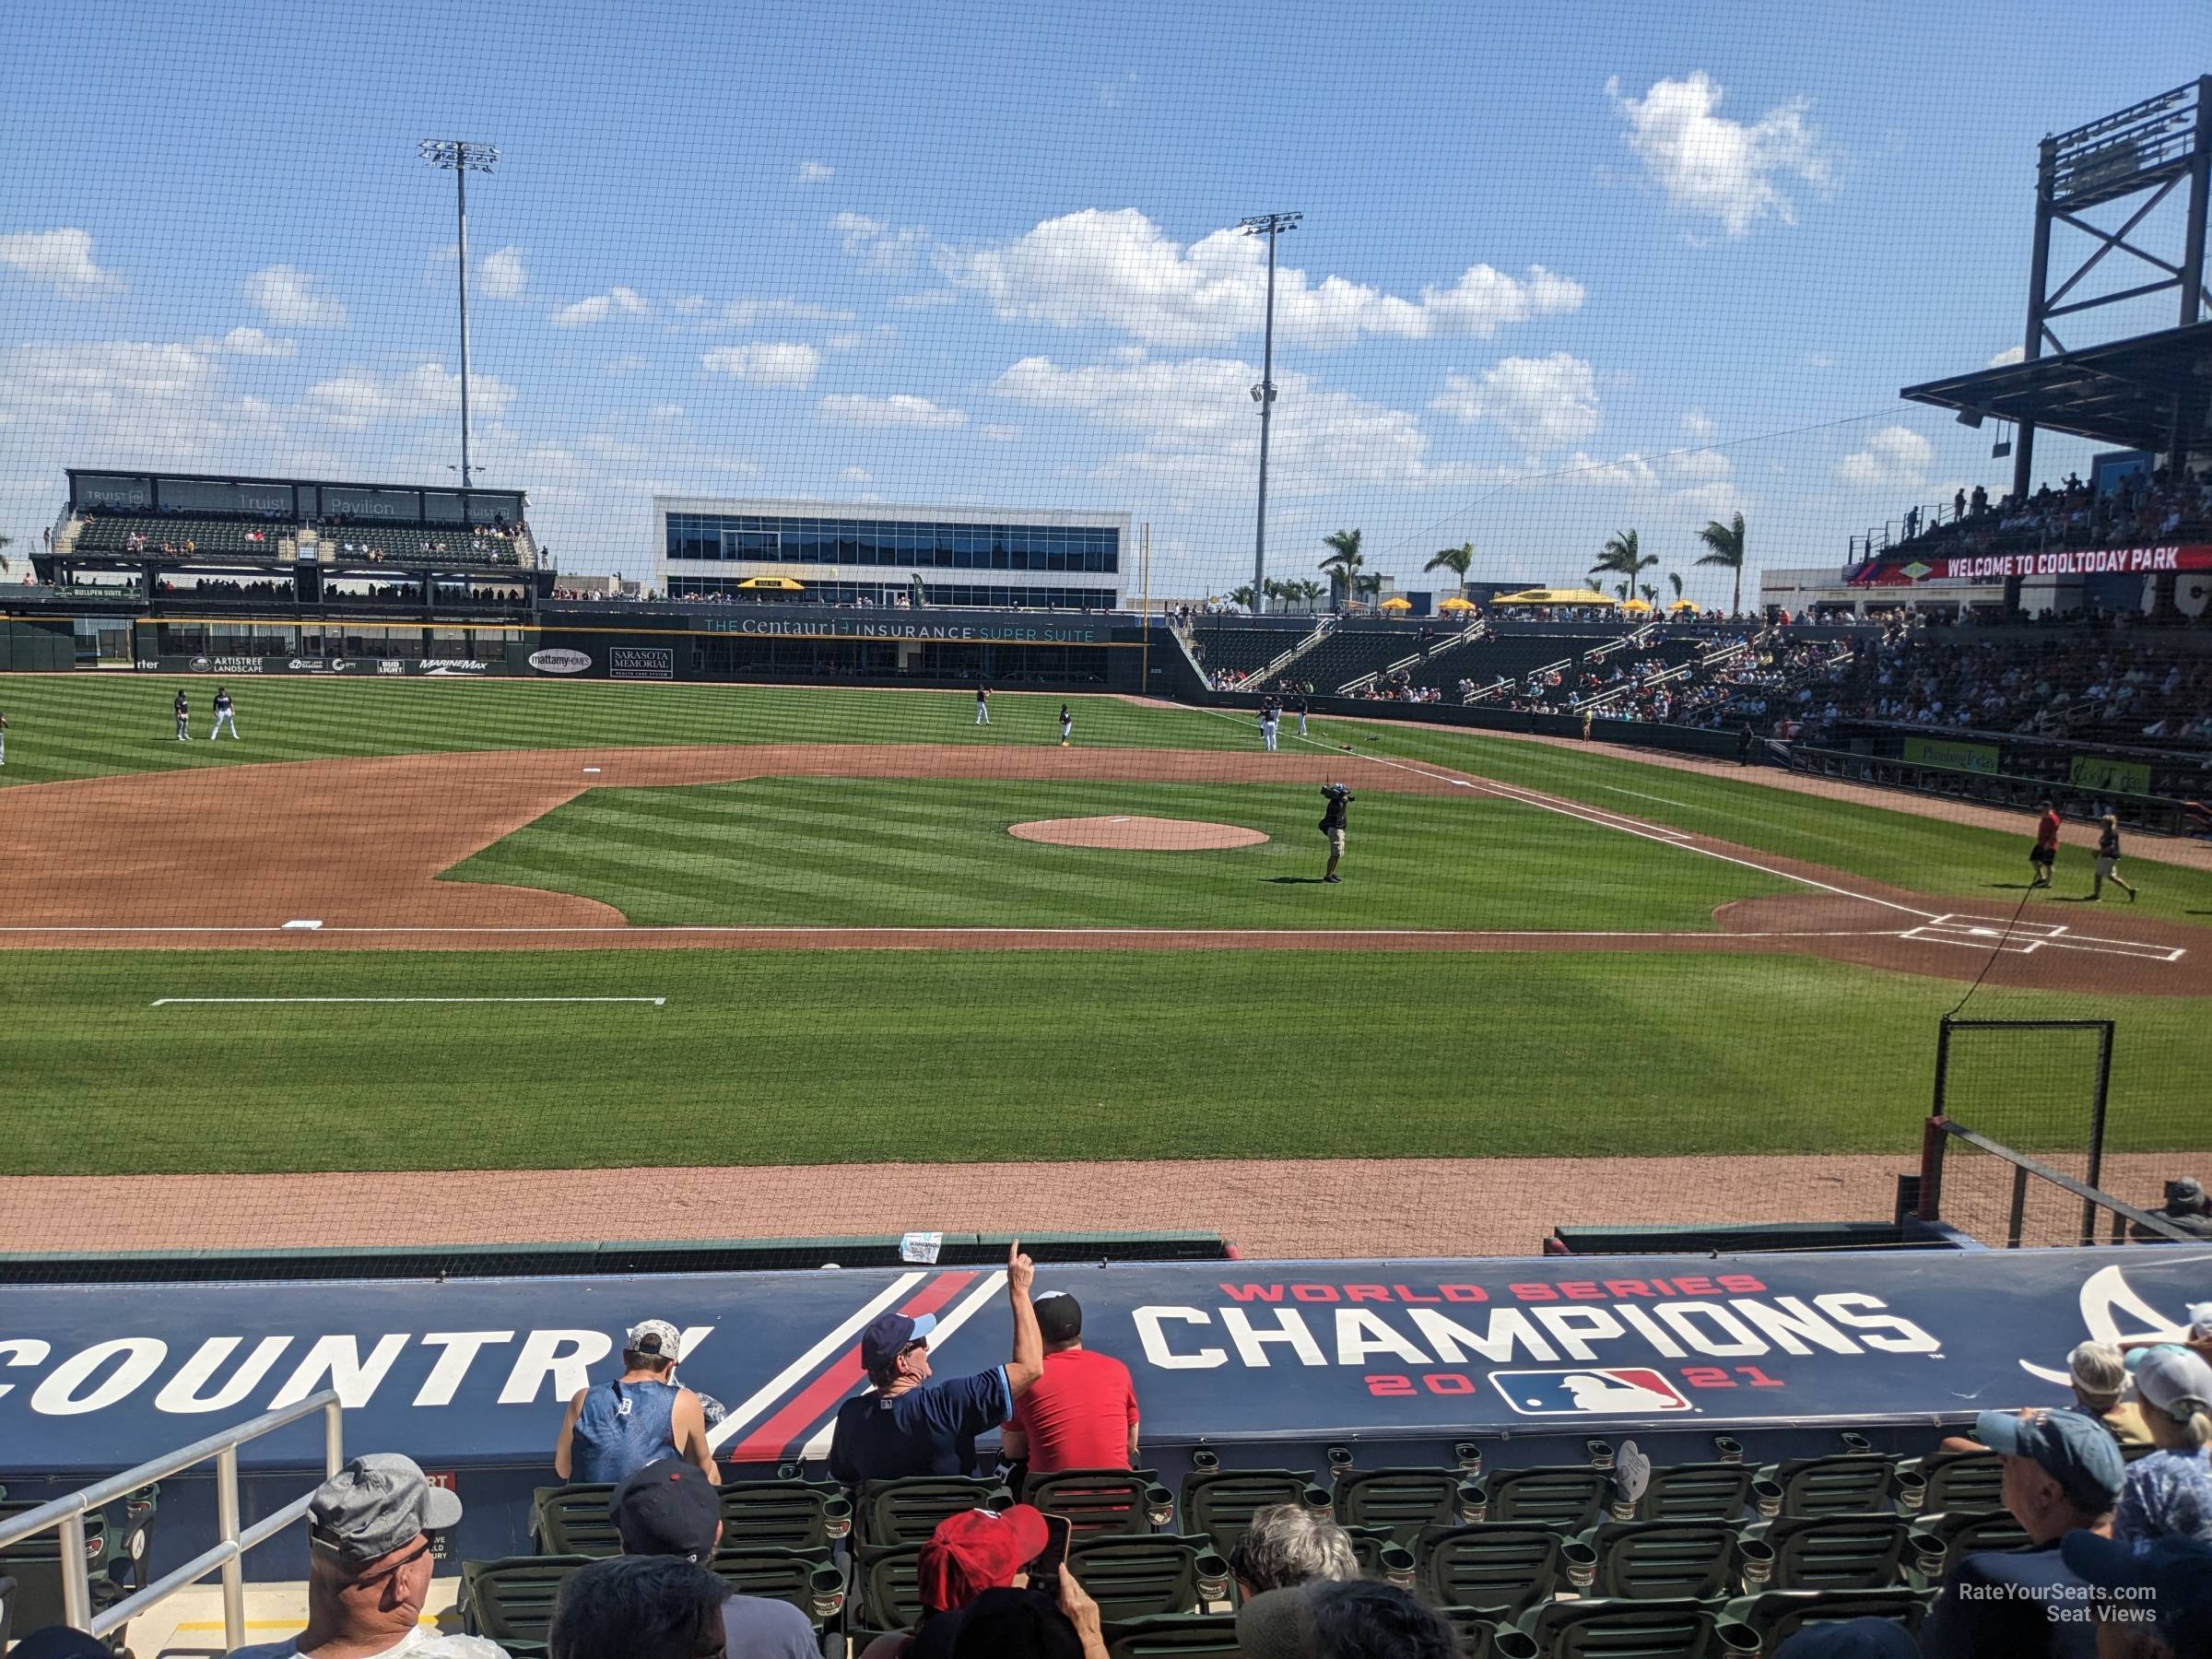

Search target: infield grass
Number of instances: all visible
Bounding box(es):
[446,777,1794,931]
[4,947,2202,1177]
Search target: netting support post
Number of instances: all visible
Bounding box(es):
[2083,1022,2115,1247]
[1917,1114,1947,1224]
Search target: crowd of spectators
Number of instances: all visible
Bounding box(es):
[1811,632,2212,743]
[1879,465,2212,562]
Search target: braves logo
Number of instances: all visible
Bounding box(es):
[1488,1367,1692,1417]
[2021,1265,2211,1385]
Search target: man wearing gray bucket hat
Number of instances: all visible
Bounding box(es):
[230,1454,502,1659]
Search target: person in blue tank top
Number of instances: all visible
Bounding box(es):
[555,1318,720,1486]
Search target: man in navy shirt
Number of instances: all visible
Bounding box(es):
[1919,1406,2124,1659]
[829,1240,1043,1485]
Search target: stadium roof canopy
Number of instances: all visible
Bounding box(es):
[1900,321,2212,453]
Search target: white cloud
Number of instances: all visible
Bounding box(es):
[1806,352,1838,370]
[214,326,296,359]
[0,228,124,297]
[700,342,822,389]
[1430,354,1600,450]
[888,288,959,311]
[672,295,709,316]
[1667,445,1731,482]
[303,361,514,428]
[798,160,835,184]
[1985,345,2025,368]
[604,355,645,377]
[818,393,968,429]
[1606,72,1834,236]
[1836,425,1934,488]
[990,351,1480,501]
[1681,409,1716,439]
[839,465,873,485]
[1,338,220,415]
[1098,71,1138,108]
[479,245,528,300]
[826,332,864,352]
[1563,451,1661,489]
[550,287,650,328]
[713,296,853,328]
[943,209,1583,348]
[834,212,930,275]
[244,264,348,328]
[981,423,1020,442]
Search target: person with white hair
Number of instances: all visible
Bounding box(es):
[2114,1346,2212,1545]
[2066,1341,2151,1446]
[1228,1504,1360,1600]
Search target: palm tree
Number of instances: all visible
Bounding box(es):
[1592,529,1656,606]
[1640,583,1657,604]
[1351,571,1384,606]
[1423,540,1476,590]
[1667,571,1684,602]
[0,532,12,572]
[1696,512,1747,617]
[1229,584,1256,611]
[1320,528,1364,609]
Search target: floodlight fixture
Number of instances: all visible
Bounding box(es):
[1238,212,1302,613]
[420,139,501,488]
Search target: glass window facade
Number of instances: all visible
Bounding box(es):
[665,513,1120,575]
[656,576,1117,610]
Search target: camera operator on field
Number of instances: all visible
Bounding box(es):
[1319,783,1353,885]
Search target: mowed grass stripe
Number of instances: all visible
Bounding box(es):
[3,947,2200,1176]
[446,778,1794,931]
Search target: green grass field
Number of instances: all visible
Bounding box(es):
[1,674,2206,1178]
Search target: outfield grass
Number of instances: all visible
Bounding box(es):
[4,948,2201,1176]
[447,777,1794,930]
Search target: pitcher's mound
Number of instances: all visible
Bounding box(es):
[1009,816,1269,851]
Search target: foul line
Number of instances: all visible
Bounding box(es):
[27,924,1908,942]
[1185,703,1938,921]
[147,995,667,1006]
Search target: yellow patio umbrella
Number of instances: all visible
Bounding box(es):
[1619,598,1653,614]
[735,574,806,591]
[1379,594,1414,611]
[1667,598,1700,612]
[1491,587,1617,606]
[1437,594,1477,612]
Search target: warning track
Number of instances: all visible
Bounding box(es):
[0,744,2200,991]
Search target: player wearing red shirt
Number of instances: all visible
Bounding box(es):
[1001,1291,1139,1474]
[2030,801,2062,889]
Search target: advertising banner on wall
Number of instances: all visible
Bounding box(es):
[1850,544,2212,586]
[1901,735,2000,773]
[2070,755,2155,794]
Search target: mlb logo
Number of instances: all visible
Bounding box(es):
[1488,1368,1693,1417]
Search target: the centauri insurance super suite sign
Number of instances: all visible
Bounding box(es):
[0,1248,2204,1474]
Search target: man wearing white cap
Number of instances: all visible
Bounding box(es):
[229,1453,500,1659]
[555,1318,719,1487]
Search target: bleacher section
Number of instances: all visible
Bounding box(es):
[1283,629,1438,695]
[71,513,286,557]
[316,524,530,567]
[1185,619,1314,686]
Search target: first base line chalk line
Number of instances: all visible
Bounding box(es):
[148,996,667,1007]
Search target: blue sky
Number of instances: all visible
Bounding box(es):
[0,0,2200,600]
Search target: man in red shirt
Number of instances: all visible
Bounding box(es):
[2030,800,2062,889]
[1001,1291,1139,1474]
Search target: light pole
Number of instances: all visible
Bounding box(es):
[1239,211,1300,616]
[419,139,500,489]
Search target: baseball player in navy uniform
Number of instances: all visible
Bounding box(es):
[0,707,7,766]
[173,688,191,741]
[1058,703,1073,747]
[1260,698,1280,752]
[210,686,241,740]
[974,685,992,725]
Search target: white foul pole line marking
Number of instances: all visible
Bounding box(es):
[1189,702,1940,920]
[147,996,667,1006]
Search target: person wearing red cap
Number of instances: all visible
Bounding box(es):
[860,1505,1103,1659]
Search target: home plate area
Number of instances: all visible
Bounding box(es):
[1901,913,2187,964]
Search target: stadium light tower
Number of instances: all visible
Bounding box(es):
[419,138,500,488]
[1240,211,1300,615]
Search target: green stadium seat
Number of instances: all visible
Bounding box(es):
[1414,1524,1569,1618]
[854,1542,926,1631]
[1101,1612,1242,1658]
[1517,1594,1747,1657]
[1631,1461,1757,1523]
[528,1483,619,1556]
[1762,1447,1900,1517]
[1910,1506,2031,1578]
[1340,1525,1417,1587]
[1723,1587,1928,1650]
[1432,1608,1541,1659]
[1331,1467,1476,1544]
[718,1478,853,1551]
[1752,1513,1912,1591]
[459,1554,593,1657]
[1022,1467,1173,1537]
[0,1572,17,1652]
[703,1543,845,1627]
[1478,1464,1610,1531]
[1175,1463,1324,1556]
[1583,1519,1745,1601]
[1908,1450,2006,1514]
[851,1476,1012,1548]
[1065,1534,1230,1622]
[0,1487,159,1644]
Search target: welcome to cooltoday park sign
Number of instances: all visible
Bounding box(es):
[0,1248,2205,1477]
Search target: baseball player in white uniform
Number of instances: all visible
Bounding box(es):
[974,686,992,725]
[1260,700,1280,752]
[210,687,241,740]
[0,708,7,766]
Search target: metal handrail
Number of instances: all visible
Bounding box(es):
[0,1389,343,1646]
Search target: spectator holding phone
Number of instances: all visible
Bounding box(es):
[860,1504,1061,1659]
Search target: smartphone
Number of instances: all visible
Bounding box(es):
[1033,1512,1072,1582]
